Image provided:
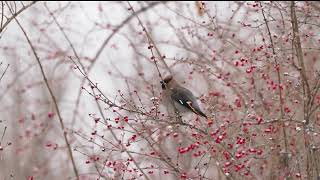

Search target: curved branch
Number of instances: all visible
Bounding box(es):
[14,17,79,180]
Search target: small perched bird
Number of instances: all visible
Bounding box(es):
[160,75,207,118]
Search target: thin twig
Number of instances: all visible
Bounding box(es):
[0,126,7,145]
[90,1,166,72]
[69,1,165,126]
[44,3,86,73]
[127,1,171,79]
[0,1,37,33]
[91,89,151,180]
[0,63,9,83]
[126,2,185,123]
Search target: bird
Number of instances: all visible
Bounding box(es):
[160,75,207,118]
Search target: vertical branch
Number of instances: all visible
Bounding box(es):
[290,2,314,178]
[290,2,311,122]
[1,1,4,29]
[14,18,79,179]
[260,2,290,174]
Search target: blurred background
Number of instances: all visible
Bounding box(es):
[1,1,320,180]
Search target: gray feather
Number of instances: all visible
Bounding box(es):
[170,86,207,118]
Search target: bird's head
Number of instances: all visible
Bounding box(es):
[160,75,173,90]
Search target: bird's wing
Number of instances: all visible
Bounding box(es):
[171,87,207,118]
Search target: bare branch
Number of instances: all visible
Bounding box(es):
[13,16,80,180]
[0,1,37,34]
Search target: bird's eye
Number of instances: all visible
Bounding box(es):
[161,83,166,90]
